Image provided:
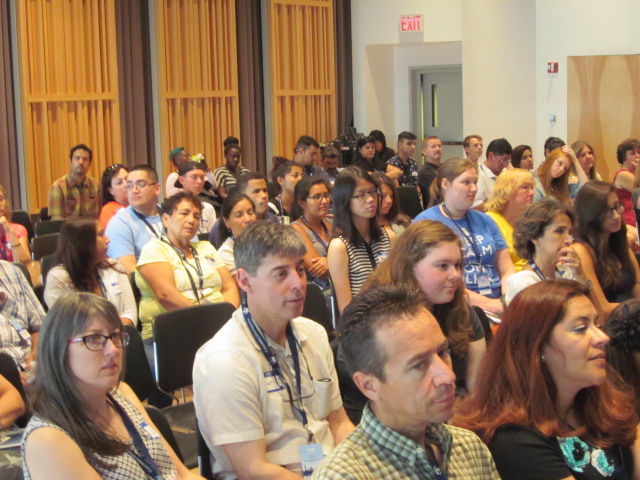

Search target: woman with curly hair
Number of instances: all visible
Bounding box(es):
[455,280,638,480]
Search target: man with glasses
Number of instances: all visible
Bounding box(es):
[48,143,100,220]
[105,165,162,273]
[473,138,513,210]
[194,221,354,479]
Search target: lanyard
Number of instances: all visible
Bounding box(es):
[301,216,329,251]
[161,238,204,302]
[109,394,165,480]
[441,204,483,264]
[132,208,161,239]
[528,258,560,280]
[241,297,314,442]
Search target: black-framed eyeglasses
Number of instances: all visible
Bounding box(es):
[607,204,624,218]
[307,193,331,202]
[351,188,380,202]
[69,331,130,351]
[126,181,157,191]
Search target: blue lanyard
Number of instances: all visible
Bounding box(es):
[132,208,161,239]
[441,204,482,264]
[528,258,560,280]
[301,216,329,251]
[241,297,313,441]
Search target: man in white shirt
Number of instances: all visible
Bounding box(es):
[464,134,484,165]
[473,138,512,210]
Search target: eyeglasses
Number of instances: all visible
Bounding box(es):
[69,331,130,351]
[307,193,331,202]
[126,181,157,191]
[607,204,624,218]
[351,188,380,202]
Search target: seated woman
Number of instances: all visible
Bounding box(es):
[213,192,256,278]
[99,164,128,228]
[485,168,535,272]
[351,135,386,173]
[533,146,588,203]
[44,217,137,327]
[571,140,602,182]
[510,144,534,170]
[614,139,640,228]
[335,220,486,423]
[414,158,515,315]
[573,180,640,320]
[290,176,332,296]
[506,198,583,304]
[371,172,411,237]
[456,280,639,480]
[136,192,239,343]
[328,167,395,314]
[22,292,201,479]
[268,160,304,224]
[0,183,30,262]
[605,300,640,417]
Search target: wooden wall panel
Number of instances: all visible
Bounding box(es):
[268,0,337,157]
[568,55,640,182]
[155,0,240,177]
[17,0,121,212]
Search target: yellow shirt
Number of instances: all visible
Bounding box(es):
[486,211,526,272]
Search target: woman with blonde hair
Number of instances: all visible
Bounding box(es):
[415,158,515,314]
[533,146,588,203]
[485,168,535,271]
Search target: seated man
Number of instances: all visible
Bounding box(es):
[320,146,340,184]
[174,161,217,234]
[105,165,163,273]
[312,285,499,479]
[194,221,353,479]
[0,260,44,385]
[48,144,100,220]
[294,135,324,176]
[386,131,419,187]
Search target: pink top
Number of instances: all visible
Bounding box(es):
[0,223,27,262]
[614,168,636,227]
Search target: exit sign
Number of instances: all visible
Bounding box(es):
[400,15,423,32]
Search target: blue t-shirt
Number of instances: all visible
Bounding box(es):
[105,206,163,260]
[414,206,508,298]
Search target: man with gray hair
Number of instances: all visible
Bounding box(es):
[312,285,499,479]
[194,221,353,479]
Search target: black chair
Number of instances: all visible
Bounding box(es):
[0,352,30,427]
[39,207,51,222]
[31,233,59,260]
[197,419,214,480]
[145,406,184,463]
[302,282,335,340]
[396,186,424,219]
[128,272,142,311]
[10,210,35,243]
[33,284,47,311]
[123,325,166,405]
[197,232,210,242]
[35,219,65,237]
[152,302,236,468]
[12,261,33,288]
[40,254,57,287]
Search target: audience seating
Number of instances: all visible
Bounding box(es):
[302,282,335,340]
[397,186,424,219]
[0,352,30,428]
[12,261,33,288]
[35,219,65,237]
[39,207,51,222]
[197,419,214,480]
[10,210,35,243]
[31,233,59,260]
[40,254,56,287]
[145,406,184,463]
[197,233,210,242]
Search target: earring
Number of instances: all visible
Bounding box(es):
[541,353,546,362]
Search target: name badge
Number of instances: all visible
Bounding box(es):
[8,317,31,343]
[299,443,324,478]
[140,421,160,439]
[477,272,492,295]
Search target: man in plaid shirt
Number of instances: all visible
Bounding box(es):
[312,285,499,479]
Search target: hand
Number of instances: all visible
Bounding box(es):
[556,246,584,277]
[308,257,329,278]
[0,215,9,227]
[561,145,579,163]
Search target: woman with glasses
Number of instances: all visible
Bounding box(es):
[99,164,129,228]
[22,293,202,479]
[328,167,395,314]
[291,176,333,299]
[533,146,588,204]
[371,172,411,237]
[44,216,138,327]
[572,180,640,321]
[414,158,515,315]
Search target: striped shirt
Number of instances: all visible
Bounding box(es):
[311,403,500,479]
[213,165,250,191]
[338,229,391,297]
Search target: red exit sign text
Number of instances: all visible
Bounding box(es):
[400,15,423,32]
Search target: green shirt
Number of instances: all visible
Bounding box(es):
[311,403,500,479]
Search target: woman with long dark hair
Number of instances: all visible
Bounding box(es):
[455,280,638,480]
[22,293,201,479]
[268,160,304,224]
[573,180,640,320]
[371,172,411,237]
[45,216,137,326]
[99,164,128,228]
[214,192,256,278]
[328,167,395,313]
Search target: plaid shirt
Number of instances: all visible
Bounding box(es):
[311,403,500,479]
[387,155,419,186]
[48,173,100,219]
[0,261,45,369]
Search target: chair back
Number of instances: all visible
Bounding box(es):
[40,254,57,287]
[10,210,35,242]
[39,207,51,222]
[153,302,235,393]
[31,233,59,260]
[197,232,210,242]
[12,261,33,288]
[0,352,30,427]
[123,324,159,403]
[129,271,142,311]
[396,186,424,219]
[145,406,184,462]
[35,219,65,237]
[302,283,335,340]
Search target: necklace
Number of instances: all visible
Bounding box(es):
[104,399,130,443]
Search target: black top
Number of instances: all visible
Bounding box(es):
[603,264,635,303]
[490,424,632,480]
[417,162,438,207]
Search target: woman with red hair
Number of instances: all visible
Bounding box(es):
[455,280,638,480]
